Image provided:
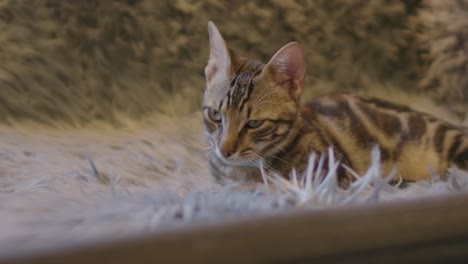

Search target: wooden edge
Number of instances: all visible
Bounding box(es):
[3,192,468,264]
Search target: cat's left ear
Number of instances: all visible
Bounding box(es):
[262,42,306,100]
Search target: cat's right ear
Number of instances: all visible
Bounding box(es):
[205,21,232,83]
[262,42,306,100]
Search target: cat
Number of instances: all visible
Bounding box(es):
[202,21,468,185]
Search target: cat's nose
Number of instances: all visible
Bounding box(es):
[219,137,237,158]
[221,148,234,158]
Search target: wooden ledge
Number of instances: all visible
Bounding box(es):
[3,192,468,264]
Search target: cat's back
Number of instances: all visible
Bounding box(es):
[301,93,468,179]
[303,93,465,134]
[303,93,412,122]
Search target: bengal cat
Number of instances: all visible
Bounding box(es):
[202,21,468,185]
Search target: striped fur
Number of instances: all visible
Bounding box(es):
[202,22,468,185]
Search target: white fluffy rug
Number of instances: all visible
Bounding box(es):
[1,113,468,258]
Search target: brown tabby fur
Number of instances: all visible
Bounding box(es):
[202,22,468,185]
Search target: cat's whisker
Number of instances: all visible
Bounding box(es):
[266,144,290,156]
[250,154,274,172]
[266,153,296,168]
[253,100,276,109]
[252,89,277,106]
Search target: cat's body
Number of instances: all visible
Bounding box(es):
[203,21,468,184]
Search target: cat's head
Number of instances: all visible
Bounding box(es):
[202,21,306,167]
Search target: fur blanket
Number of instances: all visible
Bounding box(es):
[2,113,468,258]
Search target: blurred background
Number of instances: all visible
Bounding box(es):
[0,0,466,126]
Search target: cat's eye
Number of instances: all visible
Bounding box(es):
[246,120,264,129]
[207,108,222,123]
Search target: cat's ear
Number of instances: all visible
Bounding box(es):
[205,21,238,83]
[262,42,306,100]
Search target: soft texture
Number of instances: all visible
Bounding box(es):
[2,112,468,258]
